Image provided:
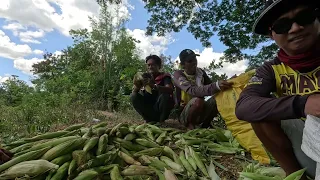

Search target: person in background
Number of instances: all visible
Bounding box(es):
[173,49,233,129]
[130,55,174,123]
[236,0,320,178]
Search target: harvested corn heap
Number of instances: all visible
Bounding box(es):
[0,122,306,179]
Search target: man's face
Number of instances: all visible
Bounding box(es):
[146,59,160,74]
[270,6,320,56]
[183,57,197,75]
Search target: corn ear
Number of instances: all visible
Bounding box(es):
[0,160,58,179]
[156,131,167,145]
[110,123,124,136]
[134,147,163,157]
[27,136,79,153]
[92,121,108,129]
[50,161,70,180]
[68,159,77,175]
[124,133,136,141]
[24,131,69,142]
[121,165,154,176]
[189,146,209,177]
[83,137,99,152]
[164,168,178,180]
[179,151,196,175]
[73,169,99,180]
[283,168,306,180]
[160,156,184,173]
[0,147,51,172]
[42,138,85,161]
[118,151,141,165]
[135,138,159,148]
[51,154,72,166]
[110,166,123,180]
[96,134,108,156]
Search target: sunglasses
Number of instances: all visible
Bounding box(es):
[271,8,319,34]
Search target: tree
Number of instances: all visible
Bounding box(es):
[0,76,33,107]
[98,0,277,70]
[32,4,145,111]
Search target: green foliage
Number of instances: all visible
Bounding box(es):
[140,0,276,69]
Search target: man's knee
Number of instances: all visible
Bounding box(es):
[191,98,205,110]
[251,121,293,150]
[130,92,141,104]
[159,93,170,102]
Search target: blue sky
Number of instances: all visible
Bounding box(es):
[0,0,247,84]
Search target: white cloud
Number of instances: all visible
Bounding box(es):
[13,58,44,75]
[128,29,174,58]
[0,30,32,59]
[175,48,248,78]
[0,0,101,36]
[0,75,10,83]
[33,49,44,55]
[19,29,45,44]
[2,22,25,36]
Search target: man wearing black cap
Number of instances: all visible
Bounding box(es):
[173,49,233,129]
[236,0,320,178]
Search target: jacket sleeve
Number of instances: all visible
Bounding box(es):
[235,62,309,122]
[173,70,219,97]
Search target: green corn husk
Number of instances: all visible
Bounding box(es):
[0,160,58,179]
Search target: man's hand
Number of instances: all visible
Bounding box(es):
[218,80,233,91]
[142,77,155,89]
[305,94,320,117]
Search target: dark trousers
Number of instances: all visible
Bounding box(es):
[130,92,172,122]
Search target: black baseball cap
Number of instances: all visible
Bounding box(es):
[179,49,200,63]
[253,0,320,35]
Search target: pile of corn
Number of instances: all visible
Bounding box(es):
[0,122,306,180]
